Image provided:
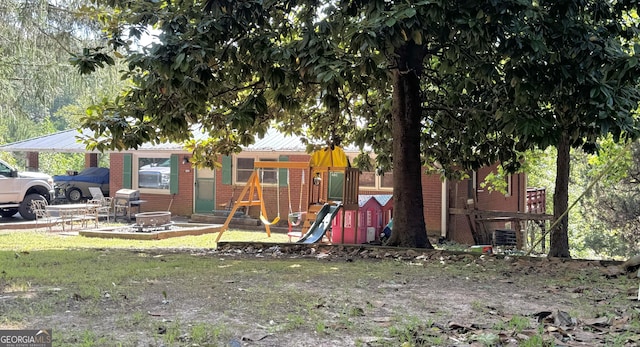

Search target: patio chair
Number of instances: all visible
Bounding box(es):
[83,199,103,229]
[88,187,104,200]
[96,197,113,223]
[31,199,48,228]
[32,200,60,231]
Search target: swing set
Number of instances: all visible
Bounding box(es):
[215,161,309,242]
[215,146,360,243]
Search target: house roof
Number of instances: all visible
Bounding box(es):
[0,129,101,153]
[0,128,361,154]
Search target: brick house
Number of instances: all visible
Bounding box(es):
[0,128,536,244]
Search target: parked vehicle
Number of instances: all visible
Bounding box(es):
[138,159,170,189]
[53,167,110,203]
[0,159,54,220]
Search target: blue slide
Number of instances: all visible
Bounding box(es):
[297,204,342,244]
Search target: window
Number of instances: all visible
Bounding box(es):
[236,158,255,183]
[235,157,277,184]
[136,157,171,191]
[260,158,277,184]
[505,174,512,197]
[380,172,393,188]
[357,170,393,190]
[359,171,376,188]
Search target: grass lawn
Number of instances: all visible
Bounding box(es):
[0,228,290,251]
[1,228,639,346]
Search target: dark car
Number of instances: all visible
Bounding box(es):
[53,167,109,203]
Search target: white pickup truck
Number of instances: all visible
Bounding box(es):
[0,159,54,220]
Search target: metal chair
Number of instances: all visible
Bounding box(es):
[82,199,102,229]
[31,199,48,228]
[96,197,113,223]
[32,200,60,231]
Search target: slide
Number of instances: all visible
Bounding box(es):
[297,203,342,244]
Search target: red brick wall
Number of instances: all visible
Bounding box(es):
[26,152,39,171]
[109,154,123,197]
[85,153,98,168]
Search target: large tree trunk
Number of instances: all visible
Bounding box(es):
[549,130,571,258]
[386,43,433,249]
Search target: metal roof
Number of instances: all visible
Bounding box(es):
[0,128,360,154]
[0,129,99,153]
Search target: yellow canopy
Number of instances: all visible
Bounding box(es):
[309,146,349,167]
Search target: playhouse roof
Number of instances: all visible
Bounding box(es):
[356,194,393,208]
[372,194,393,206]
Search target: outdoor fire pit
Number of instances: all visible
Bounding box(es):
[134,211,172,232]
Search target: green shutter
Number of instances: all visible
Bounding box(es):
[169,154,179,194]
[222,155,232,185]
[122,154,132,189]
[279,155,288,187]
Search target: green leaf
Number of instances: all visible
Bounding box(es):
[384,18,396,27]
[403,7,417,18]
[175,52,185,67]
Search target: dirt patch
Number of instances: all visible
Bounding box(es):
[2,243,639,346]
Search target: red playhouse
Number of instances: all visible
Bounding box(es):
[332,195,385,244]
[373,194,393,231]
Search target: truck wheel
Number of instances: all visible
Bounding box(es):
[18,194,47,221]
[66,188,83,202]
[0,209,19,218]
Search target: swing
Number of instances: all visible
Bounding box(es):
[287,169,306,227]
[259,168,280,225]
[287,169,306,241]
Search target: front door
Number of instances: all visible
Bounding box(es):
[194,167,215,213]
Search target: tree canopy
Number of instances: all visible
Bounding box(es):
[498,1,640,257]
[73,0,640,252]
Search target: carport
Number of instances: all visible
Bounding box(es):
[0,129,102,171]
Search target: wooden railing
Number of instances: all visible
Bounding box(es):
[526,187,546,214]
